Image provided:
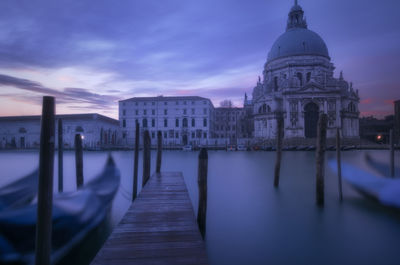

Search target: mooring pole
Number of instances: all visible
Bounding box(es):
[197,148,208,239]
[75,134,84,188]
[132,122,139,201]
[58,118,63,193]
[390,129,395,178]
[316,114,327,207]
[156,131,162,173]
[336,128,343,201]
[35,96,55,265]
[274,116,283,187]
[142,130,151,187]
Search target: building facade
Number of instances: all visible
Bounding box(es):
[214,107,246,145]
[251,1,359,140]
[119,96,215,146]
[0,114,119,149]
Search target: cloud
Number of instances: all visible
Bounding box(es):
[0,73,120,110]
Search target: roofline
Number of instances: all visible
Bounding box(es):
[119,95,212,103]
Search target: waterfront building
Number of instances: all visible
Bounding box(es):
[119,96,215,146]
[214,107,246,145]
[0,114,119,149]
[251,1,359,140]
[359,116,394,144]
[395,100,400,144]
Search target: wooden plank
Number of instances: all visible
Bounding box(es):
[91,172,208,265]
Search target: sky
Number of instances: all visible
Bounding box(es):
[0,0,399,119]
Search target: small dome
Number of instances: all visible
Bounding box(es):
[267,28,329,62]
[290,4,302,12]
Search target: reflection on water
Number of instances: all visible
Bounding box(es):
[0,150,400,265]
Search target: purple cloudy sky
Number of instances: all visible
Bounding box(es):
[0,0,399,119]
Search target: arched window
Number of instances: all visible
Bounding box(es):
[262,104,267,113]
[142,118,148,128]
[274,76,279,91]
[75,126,84,132]
[267,105,271,112]
[176,118,179,127]
[348,102,356,112]
[306,72,311,83]
[164,118,168,127]
[183,118,188,128]
[191,118,195,127]
[297,73,303,86]
[258,106,262,114]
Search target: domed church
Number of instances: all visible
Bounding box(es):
[252,0,359,139]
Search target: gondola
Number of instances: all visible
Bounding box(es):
[0,155,120,264]
[328,159,400,209]
[0,169,38,210]
[365,153,400,178]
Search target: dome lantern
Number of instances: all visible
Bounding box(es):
[287,0,307,31]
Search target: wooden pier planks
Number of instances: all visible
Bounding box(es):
[91,172,208,265]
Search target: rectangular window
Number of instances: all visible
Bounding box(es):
[191,132,195,138]
[164,132,167,139]
[152,109,155,115]
[175,119,179,127]
[191,109,195,115]
[122,119,126,128]
[135,102,138,106]
[175,132,179,138]
[204,132,207,138]
[203,108,207,114]
[164,109,167,115]
[135,110,138,115]
[183,109,187,115]
[122,109,126,116]
[164,119,168,127]
[144,110,147,115]
[191,101,195,105]
[164,101,168,105]
[152,119,155,127]
[151,131,155,138]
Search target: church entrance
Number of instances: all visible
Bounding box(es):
[304,102,319,138]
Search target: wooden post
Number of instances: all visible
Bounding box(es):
[142,130,151,187]
[132,122,139,202]
[316,114,328,206]
[156,131,162,173]
[58,118,63,193]
[197,148,208,239]
[274,117,283,187]
[75,134,84,188]
[390,129,395,178]
[336,128,343,201]
[35,96,55,265]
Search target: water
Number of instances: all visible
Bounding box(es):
[1,150,400,265]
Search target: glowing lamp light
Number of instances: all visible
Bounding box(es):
[81,135,85,140]
[376,134,382,141]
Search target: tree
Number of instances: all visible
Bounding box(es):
[219,100,234,108]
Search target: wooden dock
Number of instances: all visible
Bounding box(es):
[91,172,208,265]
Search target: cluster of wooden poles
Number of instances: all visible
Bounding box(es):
[273,113,397,207]
[131,122,208,239]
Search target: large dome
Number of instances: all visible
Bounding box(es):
[267,28,330,62]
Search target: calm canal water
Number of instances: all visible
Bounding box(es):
[1,149,400,265]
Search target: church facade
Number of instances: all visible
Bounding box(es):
[252,1,359,140]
